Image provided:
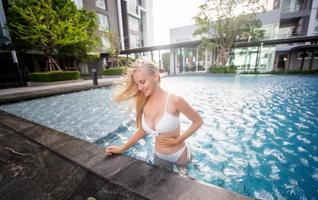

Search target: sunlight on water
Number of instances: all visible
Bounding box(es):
[1,75,318,200]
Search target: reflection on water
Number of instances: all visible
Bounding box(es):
[1,75,318,200]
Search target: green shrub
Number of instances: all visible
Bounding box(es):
[118,56,135,65]
[284,70,318,74]
[80,73,90,77]
[240,71,261,74]
[239,69,318,75]
[103,67,126,76]
[29,71,80,82]
[208,65,236,74]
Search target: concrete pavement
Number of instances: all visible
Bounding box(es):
[0,77,120,104]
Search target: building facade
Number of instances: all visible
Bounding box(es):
[0,0,153,85]
[72,0,153,74]
[0,0,10,47]
[169,0,318,74]
[120,0,153,49]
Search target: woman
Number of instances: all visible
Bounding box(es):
[106,59,203,169]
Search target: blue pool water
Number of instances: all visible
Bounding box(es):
[1,75,318,199]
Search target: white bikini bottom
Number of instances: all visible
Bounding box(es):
[154,145,187,163]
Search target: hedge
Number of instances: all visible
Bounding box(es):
[103,67,126,76]
[29,71,80,82]
[208,66,236,74]
[240,70,318,74]
[118,57,135,65]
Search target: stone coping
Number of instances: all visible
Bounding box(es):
[0,117,147,200]
[0,110,250,200]
[0,82,113,105]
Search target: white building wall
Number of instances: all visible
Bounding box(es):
[307,0,318,36]
[125,0,153,48]
[143,0,154,47]
[170,25,201,44]
[169,6,281,74]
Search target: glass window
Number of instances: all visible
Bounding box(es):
[96,0,106,10]
[128,16,139,32]
[129,33,140,48]
[97,13,109,31]
[261,24,279,40]
[273,0,280,9]
[297,52,311,60]
[128,0,138,15]
[101,36,110,51]
[278,27,294,38]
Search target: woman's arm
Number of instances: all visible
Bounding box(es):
[106,128,147,156]
[158,95,203,147]
[175,95,203,143]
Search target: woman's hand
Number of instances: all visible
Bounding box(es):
[157,136,181,147]
[105,145,124,156]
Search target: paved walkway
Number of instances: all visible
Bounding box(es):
[0,77,120,104]
[0,77,120,95]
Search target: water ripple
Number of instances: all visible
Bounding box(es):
[1,75,318,200]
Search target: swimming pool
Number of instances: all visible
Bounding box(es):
[1,75,317,200]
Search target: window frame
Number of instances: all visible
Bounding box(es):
[97,13,109,31]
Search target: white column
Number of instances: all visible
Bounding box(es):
[170,49,175,75]
[182,48,186,73]
[196,48,198,72]
[307,0,318,36]
[205,48,208,71]
[117,0,125,50]
[244,48,248,71]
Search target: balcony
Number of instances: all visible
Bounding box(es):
[280,0,311,20]
[281,5,301,14]
[277,27,304,39]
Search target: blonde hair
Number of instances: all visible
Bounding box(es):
[114,58,160,129]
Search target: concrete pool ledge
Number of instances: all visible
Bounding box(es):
[0,78,119,105]
[0,110,250,200]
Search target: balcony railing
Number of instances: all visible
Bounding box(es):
[280,1,310,14]
[280,6,301,13]
[277,33,303,39]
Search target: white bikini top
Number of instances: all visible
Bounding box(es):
[142,93,180,137]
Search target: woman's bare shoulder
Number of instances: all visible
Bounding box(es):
[169,93,185,105]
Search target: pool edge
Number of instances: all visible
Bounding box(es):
[0,110,251,200]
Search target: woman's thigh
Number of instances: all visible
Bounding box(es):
[154,155,173,170]
[176,146,192,167]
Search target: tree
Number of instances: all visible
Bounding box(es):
[104,30,121,67]
[193,0,264,66]
[57,10,100,69]
[161,52,170,73]
[7,0,99,71]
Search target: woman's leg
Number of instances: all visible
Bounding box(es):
[176,146,192,167]
[154,154,174,170]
